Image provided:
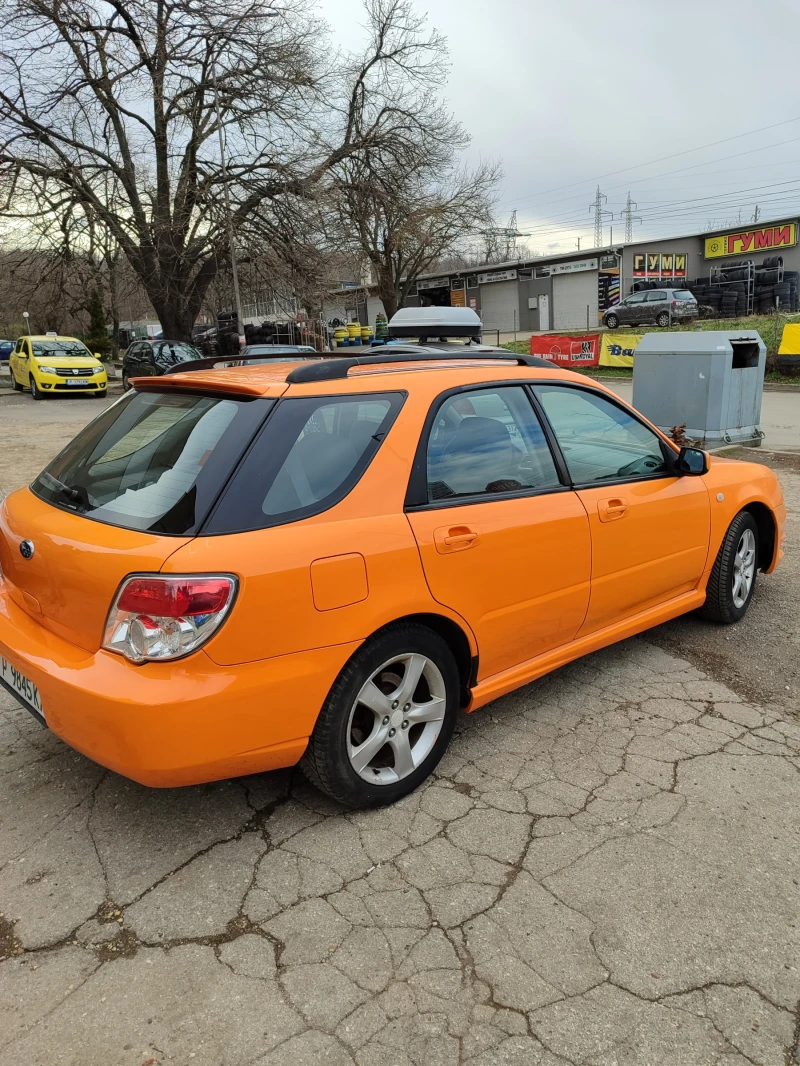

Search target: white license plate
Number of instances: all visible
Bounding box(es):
[0,656,45,721]
[66,379,89,386]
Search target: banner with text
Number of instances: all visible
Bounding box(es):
[704,224,797,259]
[599,334,642,366]
[530,334,599,366]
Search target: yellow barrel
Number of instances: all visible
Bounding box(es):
[347,320,360,344]
[334,326,348,347]
[360,325,371,343]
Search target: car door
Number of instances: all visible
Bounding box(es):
[123,342,139,378]
[644,290,668,323]
[138,343,157,378]
[533,383,711,636]
[18,338,33,385]
[620,293,647,324]
[406,384,591,679]
[9,339,23,383]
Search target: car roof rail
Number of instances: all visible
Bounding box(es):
[162,354,317,375]
[285,350,556,384]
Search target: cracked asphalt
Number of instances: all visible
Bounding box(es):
[1,394,800,1066]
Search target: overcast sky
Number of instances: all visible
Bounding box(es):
[318,0,800,255]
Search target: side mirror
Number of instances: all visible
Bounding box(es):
[93,352,103,360]
[677,446,708,475]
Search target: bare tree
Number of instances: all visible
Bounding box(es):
[0,0,450,340]
[331,104,501,317]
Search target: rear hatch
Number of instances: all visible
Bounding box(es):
[0,384,276,652]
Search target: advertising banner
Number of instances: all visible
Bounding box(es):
[778,323,800,355]
[704,224,797,259]
[599,334,642,367]
[633,253,687,278]
[530,334,599,366]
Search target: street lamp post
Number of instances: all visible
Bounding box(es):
[211,11,278,350]
[212,66,246,350]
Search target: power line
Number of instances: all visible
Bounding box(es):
[500,135,800,220]
[502,115,800,209]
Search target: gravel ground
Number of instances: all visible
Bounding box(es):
[1,393,799,1066]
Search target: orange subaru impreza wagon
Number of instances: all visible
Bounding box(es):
[0,349,785,806]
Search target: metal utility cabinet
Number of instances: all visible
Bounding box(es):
[631,331,766,447]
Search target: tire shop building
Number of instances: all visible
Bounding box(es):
[401,215,800,332]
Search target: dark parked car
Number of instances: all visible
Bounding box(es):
[603,289,698,329]
[239,344,318,363]
[0,339,13,362]
[122,339,202,389]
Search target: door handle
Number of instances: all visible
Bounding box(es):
[434,525,479,554]
[598,497,628,522]
[444,532,478,546]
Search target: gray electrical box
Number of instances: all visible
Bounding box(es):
[631,331,766,447]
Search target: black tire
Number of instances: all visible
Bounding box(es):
[605,314,619,329]
[656,312,670,327]
[122,373,131,391]
[12,375,23,392]
[698,511,759,624]
[301,623,460,808]
[30,376,44,400]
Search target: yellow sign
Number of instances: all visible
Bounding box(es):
[778,323,800,355]
[704,224,796,259]
[599,334,642,367]
[449,289,466,307]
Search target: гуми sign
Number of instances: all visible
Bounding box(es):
[704,224,796,259]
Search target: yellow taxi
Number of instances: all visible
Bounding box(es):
[10,333,108,399]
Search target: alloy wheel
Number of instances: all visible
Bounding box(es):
[732,528,756,608]
[346,653,446,784]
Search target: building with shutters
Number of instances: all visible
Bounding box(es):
[400,215,800,334]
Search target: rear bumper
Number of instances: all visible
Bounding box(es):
[0,586,358,786]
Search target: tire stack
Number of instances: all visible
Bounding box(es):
[785,272,800,311]
[720,290,739,318]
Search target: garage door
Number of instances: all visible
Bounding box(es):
[553,271,598,330]
[479,281,520,332]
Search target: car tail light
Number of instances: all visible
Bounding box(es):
[103,574,237,663]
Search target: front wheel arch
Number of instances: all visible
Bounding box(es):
[744,502,776,570]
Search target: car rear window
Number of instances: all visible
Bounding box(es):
[31,391,270,535]
[205,392,404,533]
[673,291,696,301]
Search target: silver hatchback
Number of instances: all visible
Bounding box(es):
[603,289,698,329]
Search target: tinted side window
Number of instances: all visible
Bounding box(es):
[646,291,668,302]
[206,392,405,533]
[626,294,646,304]
[534,386,668,484]
[426,387,560,501]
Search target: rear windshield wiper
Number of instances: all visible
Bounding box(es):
[40,472,88,508]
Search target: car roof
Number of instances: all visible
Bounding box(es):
[147,354,595,399]
[26,334,83,342]
[132,337,197,344]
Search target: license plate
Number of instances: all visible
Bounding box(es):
[66,379,89,386]
[0,656,45,722]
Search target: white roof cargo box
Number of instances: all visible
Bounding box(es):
[389,307,482,340]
